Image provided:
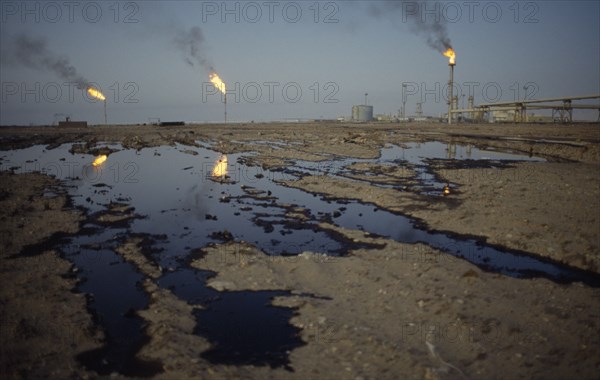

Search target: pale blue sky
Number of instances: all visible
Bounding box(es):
[1,1,599,124]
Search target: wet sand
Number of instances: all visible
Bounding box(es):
[0,122,599,379]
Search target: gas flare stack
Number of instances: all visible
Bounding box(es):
[87,87,107,125]
[444,48,456,124]
[209,71,227,124]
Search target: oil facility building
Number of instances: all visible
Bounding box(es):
[352,105,373,122]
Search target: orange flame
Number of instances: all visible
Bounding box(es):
[211,155,228,178]
[209,72,226,94]
[443,184,451,196]
[92,155,107,167]
[87,87,106,101]
[443,48,456,65]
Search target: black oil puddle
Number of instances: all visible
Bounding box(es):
[194,290,301,369]
[64,227,163,377]
[0,143,348,373]
[288,141,545,194]
[333,201,600,285]
[1,140,599,376]
[159,267,324,370]
[160,269,302,369]
[9,215,163,376]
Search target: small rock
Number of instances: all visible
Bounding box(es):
[208,280,235,291]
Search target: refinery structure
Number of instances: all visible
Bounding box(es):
[31,43,600,127]
[426,47,598,124]
[17,33,600,126]
[348,48,599,124]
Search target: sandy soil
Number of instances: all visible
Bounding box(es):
[1,121,599,379]
[284,160,600,273]
[2,122,598,272]
[110,233,600,379]
[188,232,600,380]
[428,162,599,272]
[0,172,103,379]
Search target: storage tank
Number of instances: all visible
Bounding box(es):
[351,105,373,122]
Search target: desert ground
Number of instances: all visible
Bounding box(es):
[1,121,599,379]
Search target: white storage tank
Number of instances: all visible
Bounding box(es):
[352,105,373,122]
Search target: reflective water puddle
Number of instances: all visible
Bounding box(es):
[1,141,596,375]
[289,141,544,193]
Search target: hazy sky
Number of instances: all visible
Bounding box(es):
[1,0,599,125]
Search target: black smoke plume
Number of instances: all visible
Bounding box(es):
[368,1,452,53]
[173,26,214,71]
[3,33,90,89]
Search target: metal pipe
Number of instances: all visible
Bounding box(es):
[104,99,107,125]
[478,94,600,107]
[460,105,600,113]
[224,93,227,124]
[402,84,407,119]
[448,63,455,124]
